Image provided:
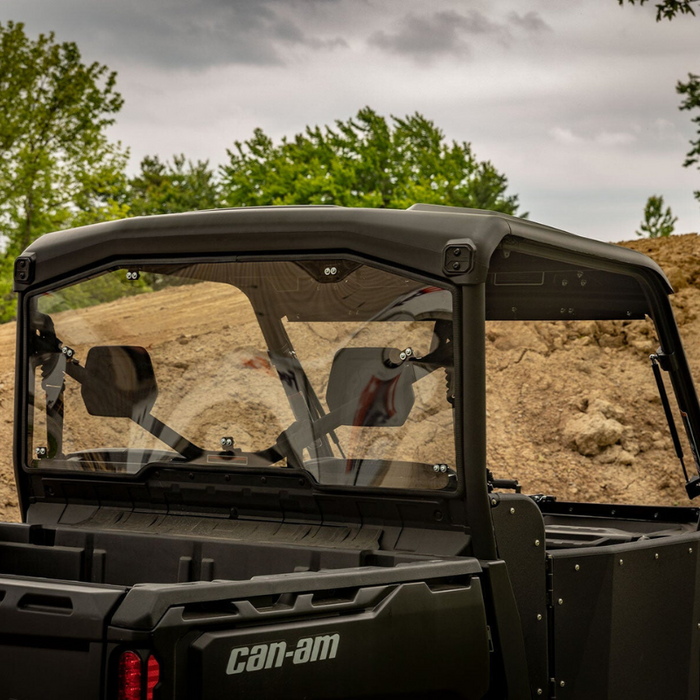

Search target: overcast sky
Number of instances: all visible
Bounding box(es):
[4,0,700,241]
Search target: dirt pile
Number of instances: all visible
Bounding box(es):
[1,233,699,522]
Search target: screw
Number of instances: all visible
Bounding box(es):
[537,690,543,696]
[535,539,541,547]
[440,464,448,473]
[558,598,563,605]
[655,553,659,560]
[330,266,338,275]
[399,351,407,361]
[581,278,587,286]
[324,267,331,276]
[537,613,543,621]
[562,279,568,286]
[510,507,515,514]
[560,680,566,688]
[575,564,580,571]
[453,248,461,256]
[433,464,440,473]
[452,261,461,271]
[490,498,497,506]
[511,306,517,313]
[619,559,624,566]
[405,347,413,356]
[690,548,693,554]
[560,307,566,314]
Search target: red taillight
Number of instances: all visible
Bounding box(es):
[118,651,159,700]
[118,651,142,700]
[146,655,160,700]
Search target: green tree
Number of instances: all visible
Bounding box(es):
[0,21,127,320]
[618,0,697,20]
[220,108,523,215]
[677,73,700,205]
[126,154,219,217]
[636,195,678,237]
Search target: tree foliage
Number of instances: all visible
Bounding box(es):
[677,73,700,205]
[618,0,697,20]
[0,22,127,320]
[636,195,677,237]
[220,108,523,216]
[126,154,219,217]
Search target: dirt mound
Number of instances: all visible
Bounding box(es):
[1,233,699,522]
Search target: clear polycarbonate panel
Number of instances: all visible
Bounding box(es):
[27,260,456,490]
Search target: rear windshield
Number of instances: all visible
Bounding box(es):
[26,260,456,491]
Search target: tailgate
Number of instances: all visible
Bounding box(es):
[0,577,126,700]
[112,559,489,700]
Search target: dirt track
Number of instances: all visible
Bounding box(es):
[1,233,700,521]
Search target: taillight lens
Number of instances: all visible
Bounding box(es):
[118,651,142,700]
[146,655,160,700]
[118,651,159,700]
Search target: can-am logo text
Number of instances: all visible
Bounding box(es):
[226,633,340,675]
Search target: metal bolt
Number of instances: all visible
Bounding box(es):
[433,465,440,473]
[511,306,517,313]
[690,547,693,554]
[619,559,624,566]
[490,498,497,506]
[575,564,580,571]
[405,347,413,356]
[561,279,568,286]
[560,307,566,313]
[452,261,461,271]
[537,613,543,621]
[568,308,574,314]
[324,267,331,276]
[558,598,564,605]
[440,464,448,473]
[655,553,659,560]
[453,248,461,257]
[535,539,541,547]
[537,690,543,696]
[510,507,516,515]
[330,266,338,275]
[399,352,407,361]
[560,681,566,688]
[581,278,587,286]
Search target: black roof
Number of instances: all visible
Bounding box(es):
[16,203,671,292]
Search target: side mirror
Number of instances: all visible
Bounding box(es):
[326,347,415,427]
[81,346,158,418]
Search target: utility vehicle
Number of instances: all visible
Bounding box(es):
[2,204,700,699]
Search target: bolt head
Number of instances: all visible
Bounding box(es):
[558,598,563,605]
[330,266,338,275]
[535,539,541,547]
[440,464,447,473]
[433,465,440,473]
[399,352,407,361]
[452,261,461,271]
[560,680,566,687]
[575,564,580,571]
[537,613,543,621]
[619,559,624,566]
[690,547,694,554]
[655,553,659,560]
[324,267,331,275]
[490,498,497,506]
[537,690,543,696]
[453,248,461,257]
[509,507,515,514]
[405,347,413,356]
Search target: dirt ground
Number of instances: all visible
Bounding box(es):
[1,232,700,521]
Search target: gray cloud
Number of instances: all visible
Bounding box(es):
[4,0,348,69]
[368,8,551,60]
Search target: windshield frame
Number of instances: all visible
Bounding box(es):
[17,251,464,500]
